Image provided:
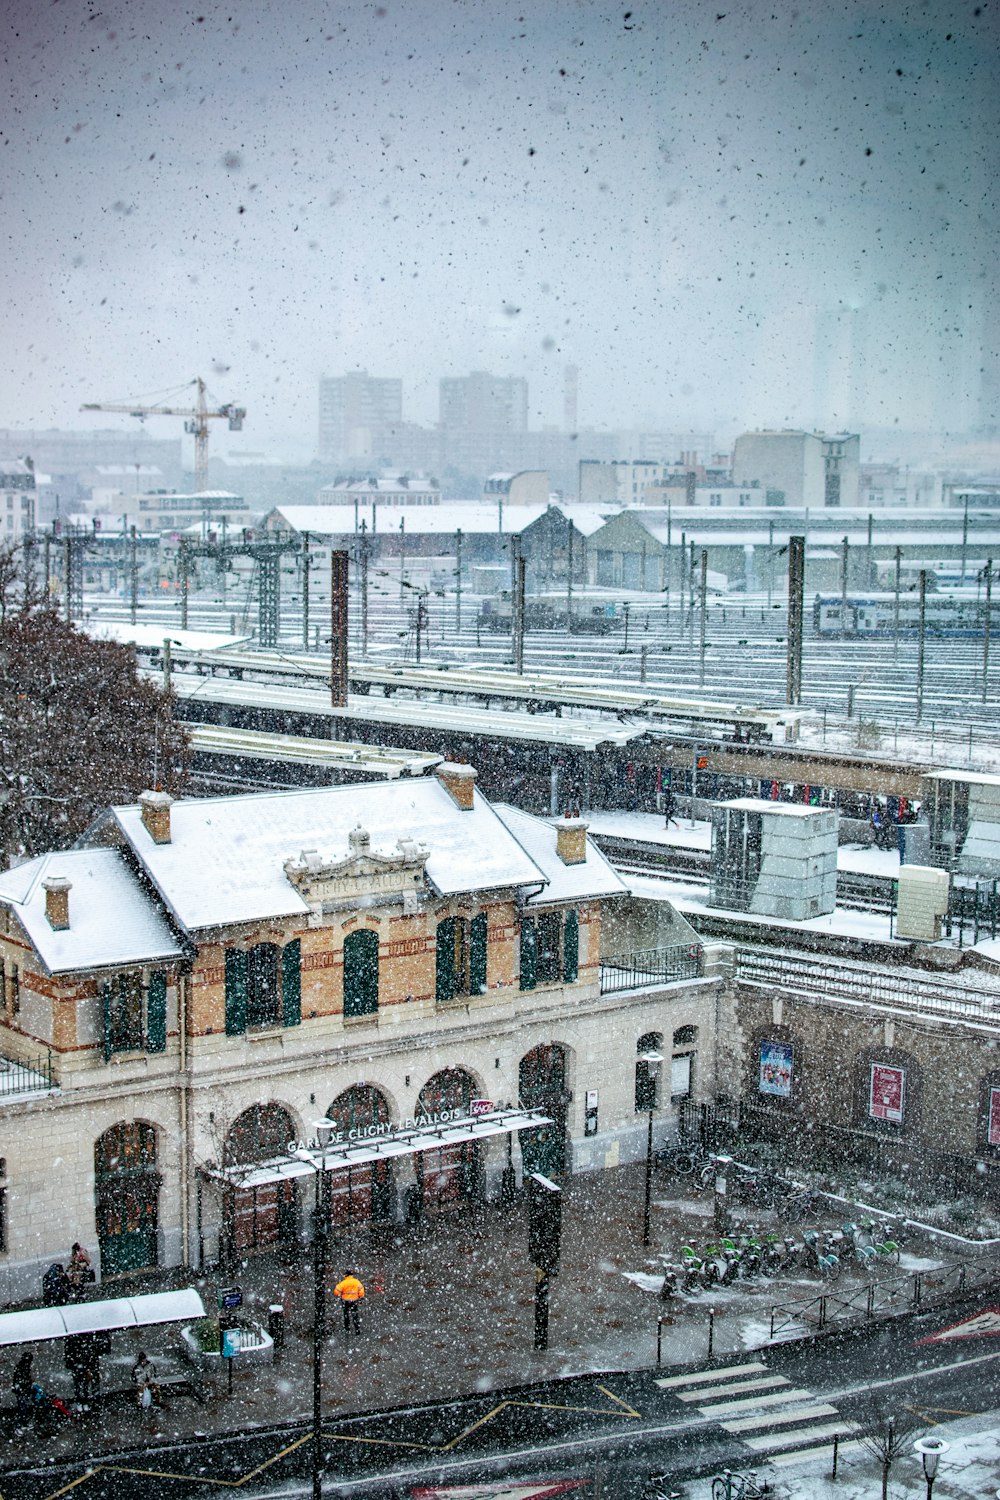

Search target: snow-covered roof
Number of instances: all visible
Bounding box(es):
[0,849,184,975]
[715,797,831,818]
[265,503,550,538]
[106,780,548,932]
[494,806,628,903]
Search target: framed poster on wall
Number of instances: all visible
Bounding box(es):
[758,1040,793,1098]
[988,1087,1000,1148]
[870,1063,905,1124]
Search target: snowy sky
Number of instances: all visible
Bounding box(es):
[2,0,996,451]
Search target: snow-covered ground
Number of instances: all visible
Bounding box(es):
[764,1412,1000,1498]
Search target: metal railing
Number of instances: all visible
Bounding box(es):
[600,943,703,994]
[769,1257,998,1341]
[735,947,1000,1024]
[0,1051,56,1099]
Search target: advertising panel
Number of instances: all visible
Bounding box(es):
[870,1063,905,1124]
[989,1087,1000,1148]
[758,1040,793,1098]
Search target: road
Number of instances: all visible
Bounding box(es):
[3,1296,999,1500]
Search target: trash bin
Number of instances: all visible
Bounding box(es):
[267,1304,284,1354]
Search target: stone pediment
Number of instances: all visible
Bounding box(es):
[283,825,429,907]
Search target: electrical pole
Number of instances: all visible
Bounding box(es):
[893,545,902,662]
[302,531,310,651]
[129,525,138,627]
[566,517,573,633]
[179,540,190,631]
[455,527,462,634]
[512,545,526,675]
[360,523,369,660]
[961,495,969,586]
[330,550,349,707]
[840,534,849,616]
[63,537,72,623]
[786,535,805,706]
[916,567,928,722]
[699,549,708,688]
[983,558,993,705]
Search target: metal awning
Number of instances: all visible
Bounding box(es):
[0,1288,206,1348]
[204,1106,553,1192]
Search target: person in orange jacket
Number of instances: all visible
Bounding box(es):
[332,1271,365,1334]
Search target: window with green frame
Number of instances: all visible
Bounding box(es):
[519,909,578,991]
[436,913,488,1002]
[224,940,302,1035]
[342,929,379,1018]
[101,970,168,1060]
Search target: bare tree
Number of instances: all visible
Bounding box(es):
[859,1401,919,1500]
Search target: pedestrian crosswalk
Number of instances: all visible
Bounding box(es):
[655,1358,863,1470]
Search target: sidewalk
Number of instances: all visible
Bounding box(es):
[0,1162,957,1468]
[767,1411,1000,1498]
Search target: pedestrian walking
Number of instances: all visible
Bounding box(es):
[42,1261,70,1306]
[132,1350,160,1410]
[332,1271,365,1335]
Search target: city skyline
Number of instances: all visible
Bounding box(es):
[2,0,996,458]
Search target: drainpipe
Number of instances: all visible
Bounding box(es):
[178,971,191,1268]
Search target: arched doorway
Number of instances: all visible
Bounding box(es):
[518,1044,568,1179]
[95,1122,160,1277]
[225,1104,298,1256]
[326,1085,394,1229]
[416,1068,479,1211]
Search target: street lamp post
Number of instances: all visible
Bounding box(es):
[290,1120,335,1500]
[642,1052,664,1247]
[914,1435,950,1500]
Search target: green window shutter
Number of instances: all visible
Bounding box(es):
[519,919,537,992]
[469,913,488,995]
[436,919,455,1003]
[344,930,379,1017]
[225,948,248,1035]
[562,909,579,983]
[101,980,113,1062]
[282,939,302,1027]
[146,971,167,1052]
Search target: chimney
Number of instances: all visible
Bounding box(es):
[435,762,477,811]
[42,875,72,931]
[139,789,174,845]
[556,813,589,866]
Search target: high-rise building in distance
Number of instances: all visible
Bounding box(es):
[318,371,403,464]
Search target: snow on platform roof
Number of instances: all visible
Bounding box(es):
[265,502,550,537]
[494,805,628,903]
[0,849,184,975]
[714,797,832,817]
[924,768,1000,788]
[108,779,547,932]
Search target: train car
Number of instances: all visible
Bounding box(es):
[478,591,617,634]
[813,592,1000,638]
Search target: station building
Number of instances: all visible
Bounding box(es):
[0,767,721,1300]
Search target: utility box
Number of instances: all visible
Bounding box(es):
[895,864,950,941]
[710,799,838,921]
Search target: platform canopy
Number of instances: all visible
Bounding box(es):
[205,1105,553,1192]
[0,1289,206,1348]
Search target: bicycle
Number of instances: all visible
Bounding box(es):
[711,1468,771,1499]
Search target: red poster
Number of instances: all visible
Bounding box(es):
[870,1063,905,1124]
[989,1088,1000,1148]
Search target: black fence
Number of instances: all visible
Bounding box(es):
[599,943,703,995]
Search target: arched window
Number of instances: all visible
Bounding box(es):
[343,929,379,1017]
[224,1105,298,1257]
[326,1085,393,1227]
[518,1044,568,1179]
[224,940,301,1034]
[94,1122,159,1277]
[416,1069,480,1209]
[673,1025,698,1047]
[225,1103,296,1166]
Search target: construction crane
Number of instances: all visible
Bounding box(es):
[81,377,246,493]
